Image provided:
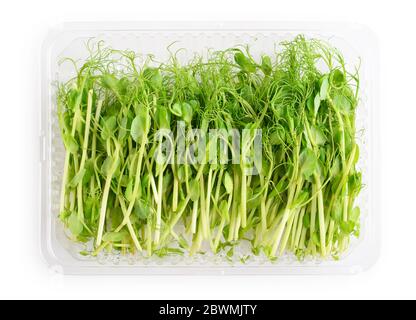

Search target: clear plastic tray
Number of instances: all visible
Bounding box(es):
[40,22,380,275]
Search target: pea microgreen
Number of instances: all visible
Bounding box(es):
[57,35,362,261]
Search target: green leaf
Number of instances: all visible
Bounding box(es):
[234,52,256,73]
[270,127,285,145]
[307,95,314,114]
[349,207,360,223]
[63,134,79,154]
[84,197,95,220]
[333,94,351,114]
[314,93,321,117]
[320,76,329,100]
[68,168,86,188]
[150,70,163,89]
[171,102,182,117]
[181,102,193,124]
[292,190,309,208]
[143,68,163,89]
[340,221,355,235]
[303,213,310,228]
[65,88,78,111]
[189,179,200,202]
[110,207,124,227]
[189,100,199,109]
[330,69,345,88]
[101,116,117,140]
[119,175,129,187]
[102,230,128,242]
[118,116,128,140]
[260,56,272,75]
[134,199,152,221]
[162,172,173,192]
[141,174,149,194]
[300,149,318,179]
[310,126,326,145]
[125,178,134,202]
[117,77,129,96]
[155,106,171,129]
[131,108,150,143]
[101,74,119,92]
[223,172,233,194]
[83,159,94,184]
[330,157,341,177]
[68,212,83,236]
[349,172,362,195]
[101,156,114,177]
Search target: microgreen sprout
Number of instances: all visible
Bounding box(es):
[57,35,362,261]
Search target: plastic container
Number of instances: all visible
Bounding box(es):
[40,22,380,275]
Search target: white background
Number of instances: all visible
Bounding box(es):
[0,0,414,300]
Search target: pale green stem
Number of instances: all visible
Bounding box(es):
[205,168,213,233]
[76,90,94,222]
[315,173,327,257]
[89,99,103,193]
[327,219,335,255]
[271,177,298,255]
[240,168,247,228]
[199,175,208,239]
[190,199,199,234]
[154,166,164,244]
[59,78,86,214]
[96,165,116,246]
[294,207,305,250]
[278,208,298,256]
